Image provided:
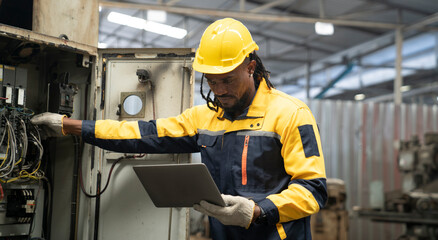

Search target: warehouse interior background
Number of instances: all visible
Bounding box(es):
[98,0,438,105]
[0,0,437,239]
[97,1,438,239]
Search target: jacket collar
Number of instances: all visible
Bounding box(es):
[216,78,270,120]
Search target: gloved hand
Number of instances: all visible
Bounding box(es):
[193,194,255,229]
[30,112,67,138]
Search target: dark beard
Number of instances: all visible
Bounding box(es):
[218,88,252,117]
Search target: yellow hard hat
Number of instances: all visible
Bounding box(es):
[193,18,259,74]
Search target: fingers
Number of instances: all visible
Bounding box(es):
[30,114,46,124]
[194,197,254,228]
[30,112,61,125]
[193,203,222,219]
[221,194,238,205]
[199,200,227,213]
[31,112,53,125]
[30,113,64,138]
[193,204,209,215]
[30,112,65,136]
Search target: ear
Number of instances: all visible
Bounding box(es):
[247,60,256,74]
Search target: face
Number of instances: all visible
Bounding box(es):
[205,60,256,117]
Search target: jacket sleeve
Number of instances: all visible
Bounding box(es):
[257,107,327,224]
[81,107,200,153]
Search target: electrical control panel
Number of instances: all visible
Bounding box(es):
[0,65,27,107]
[0,23,87,238]
[0,63,46,238]
[0,16,194,240]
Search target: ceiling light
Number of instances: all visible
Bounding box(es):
[107,12,187,39]
[400,85,411,92]
[315,22,334,36]
[354,93,366,101]
[147,10,167,23]
[98,42,108,48]
[99,6,102,12]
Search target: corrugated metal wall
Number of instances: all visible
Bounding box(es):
[307,100,438,240]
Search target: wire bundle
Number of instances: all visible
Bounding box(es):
[0,107,44,184]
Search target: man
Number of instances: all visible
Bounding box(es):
[32,18,327,240]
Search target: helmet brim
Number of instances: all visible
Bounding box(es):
[192,61,239,74]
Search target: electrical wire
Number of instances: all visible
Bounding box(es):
[14,118,28,167]
[0,114,7,147]
[40,176,51,240]
[0,140,43,183]
[0,119,17,178]
[0,108,47,239]
[0,112,44,183]
[0,129,10,166]
[16,107,34,116]
[79,154,146,198]
[79,155,125,198]
[28,132,43,174]
[28,181,43,238]
[20,118,28,165]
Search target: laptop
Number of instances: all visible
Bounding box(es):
[133,163,226,208]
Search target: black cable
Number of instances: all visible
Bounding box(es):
[79,154,124,198]
[27,183,42,240]
[40,177,51,240]
[94,172,101,240]
[43,138,55,240]
[70,136,80,240]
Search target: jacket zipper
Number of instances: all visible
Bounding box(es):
[241,135,250,186]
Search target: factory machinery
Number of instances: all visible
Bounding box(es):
[311,178,348,240]
[358,132,438,239]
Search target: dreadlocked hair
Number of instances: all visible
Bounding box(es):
[200,73,221,112]
[249,52,274,89]
[200,51,274,112]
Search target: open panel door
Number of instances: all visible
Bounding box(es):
[84,48,195,240]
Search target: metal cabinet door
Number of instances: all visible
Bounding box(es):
[85,48,194,240]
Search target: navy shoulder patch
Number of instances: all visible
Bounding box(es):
[298,124,320,158]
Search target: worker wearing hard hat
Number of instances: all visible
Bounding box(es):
[32,18,327,240]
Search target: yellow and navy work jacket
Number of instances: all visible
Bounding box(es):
[82,79,327,240]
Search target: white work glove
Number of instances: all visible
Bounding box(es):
[30,112,66,138]
[193,194,255,229]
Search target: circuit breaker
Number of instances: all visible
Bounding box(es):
[0,185,44,238]
[48,72,78,117]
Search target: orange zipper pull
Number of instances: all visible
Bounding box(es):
[241,135,250,185]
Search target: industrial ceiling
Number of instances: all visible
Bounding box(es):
[98,0,438,104]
